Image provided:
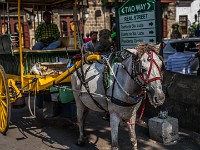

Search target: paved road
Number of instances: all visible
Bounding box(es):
[0,103,200,150]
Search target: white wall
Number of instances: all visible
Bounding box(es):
[176,0,200,27]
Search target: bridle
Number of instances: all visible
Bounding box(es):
[137,51,162,85]
[122,50,163,88]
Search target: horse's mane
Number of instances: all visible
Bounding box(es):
[135,43,160,57]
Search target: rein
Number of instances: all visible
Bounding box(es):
[75,59,108,112]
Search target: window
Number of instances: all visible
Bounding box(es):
[60,21,68,37]
[179,15,188,34]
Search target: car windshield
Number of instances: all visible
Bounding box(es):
[170,41,200,52]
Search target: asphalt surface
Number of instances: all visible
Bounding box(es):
[0,99,200,150]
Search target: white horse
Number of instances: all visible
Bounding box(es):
[71,45,165,150]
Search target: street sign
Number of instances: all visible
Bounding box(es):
[118,0,156,50]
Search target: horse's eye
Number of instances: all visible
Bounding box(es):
[147,57,152,61]
[142,67,146,73]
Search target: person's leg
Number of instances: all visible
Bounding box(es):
[43,40,61,50]
[32,42,45,50]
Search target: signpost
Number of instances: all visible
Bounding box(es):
[118,0,156,50]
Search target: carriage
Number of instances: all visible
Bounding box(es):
[0,0,101,135]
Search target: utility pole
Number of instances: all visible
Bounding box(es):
[115,0,120,51]
[156,0,162,44]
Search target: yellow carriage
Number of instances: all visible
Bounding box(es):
[0,0,100,135]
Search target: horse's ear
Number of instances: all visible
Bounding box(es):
[124,48,138,56]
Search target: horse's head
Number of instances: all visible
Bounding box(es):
[98,29,112,52]
[123,44,165,107]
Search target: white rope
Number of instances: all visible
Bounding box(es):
[23,84,37,119]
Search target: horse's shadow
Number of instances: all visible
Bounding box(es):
[9,100,156,150]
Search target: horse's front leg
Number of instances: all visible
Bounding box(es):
[110,112,120,150]
[127,101,142,150]
[127,111,137,150]
[76,100,89,146]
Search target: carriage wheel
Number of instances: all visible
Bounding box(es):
[0,65,11,135]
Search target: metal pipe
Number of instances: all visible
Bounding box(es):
[6,1,10,34]
[73,0,78,49]
[33,4,36,45]
[37,5,39,26]
[115,0,120,51]
[18,0,24,88]
[30,54,101,91]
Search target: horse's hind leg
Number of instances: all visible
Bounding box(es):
[110,112,120,150]
[76,99,89,146]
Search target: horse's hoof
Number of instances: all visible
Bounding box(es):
[76,140,85,146]
[111,147,119,150]
[132,147,137,150]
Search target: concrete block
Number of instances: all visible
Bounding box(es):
[148,116,179,144]
[43,101,59,118]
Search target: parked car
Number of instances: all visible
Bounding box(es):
[160,38,200,75]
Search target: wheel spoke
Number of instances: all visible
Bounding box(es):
[0,112,5,130]
[0,96,6,100]
[0,65,10,134]
[2,107,7,119]
[1,100,7,108]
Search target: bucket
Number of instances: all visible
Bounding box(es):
[58,86,75,103]
[59,102,77,119]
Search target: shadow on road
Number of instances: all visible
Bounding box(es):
[6,104,200,150]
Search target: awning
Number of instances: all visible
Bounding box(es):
[161,0,176,3]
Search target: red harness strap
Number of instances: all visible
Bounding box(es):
[139,51,162,84]
[126,99,146,125]
[126,51,162,125]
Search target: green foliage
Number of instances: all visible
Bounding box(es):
[101,0,108,3]
[188,22,199,37]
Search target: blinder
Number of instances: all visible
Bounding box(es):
[134,58,142,75]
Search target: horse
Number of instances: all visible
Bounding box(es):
[71,44,166,150]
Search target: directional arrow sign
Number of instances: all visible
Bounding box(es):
[119,1,154,15]
[118,0,156,50]
[120,28,156,38]
[120,20,155,31]
[149,30,154,34]
[120,37,156,46]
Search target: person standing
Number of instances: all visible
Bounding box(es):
[84,33,91,43]
[166,43,200,74]
[170,24,182,39]
[32,11,61,50]
[85,31,100,53]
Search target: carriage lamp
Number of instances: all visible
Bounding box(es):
[83,9,89,21]
[167,9,173,17]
